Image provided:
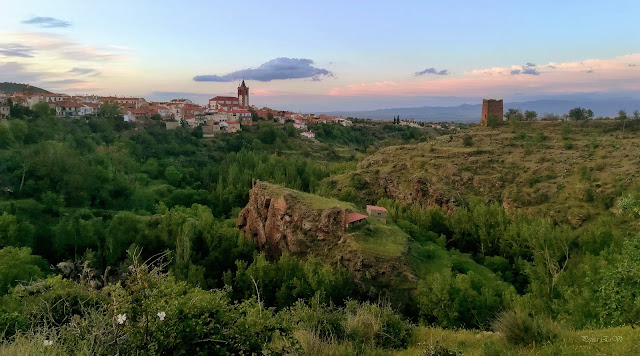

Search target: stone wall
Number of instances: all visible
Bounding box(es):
[481,99,503,126]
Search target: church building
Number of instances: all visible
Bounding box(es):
[208,80,250,111]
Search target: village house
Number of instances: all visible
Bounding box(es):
[300,131,315,139]
[366,205,388,222]
[335,117,353,127]
[170,98,193,107]
[148,105,172,119]
[100,97,147,109]
[0,97,9,119]
[225,121,241,133]
[55,101,83,117]
[26,93,68,108]
[133,108,149,120]
[181,104,205,125]
[293,119,307,130]
[205,112,229,123]
[202,120,222,134]
[73,95,101,104]
[225,109,251,122]
[79,103,99,116]
[183,115,198,128]
[208,96,240,111]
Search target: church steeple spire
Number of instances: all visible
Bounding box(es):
[238,80,249,107]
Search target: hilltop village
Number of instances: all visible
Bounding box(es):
[0,82,459,137]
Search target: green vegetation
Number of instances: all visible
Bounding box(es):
[2,106,640,355]
[349,220,408,256]
[264,182,357,211]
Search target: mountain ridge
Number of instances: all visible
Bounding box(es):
[317,99,640,122]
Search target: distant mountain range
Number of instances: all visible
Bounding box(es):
[0,82,51,95]
[317,99,640,122]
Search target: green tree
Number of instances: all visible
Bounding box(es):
[524,110,538,121]
[33,101,54,118]
[568,107,593,121]
[0,246,47,294]
[164,166,183,186]
[0,124,14,148]
[8,120,28,144]
[98,101,121,118]
[0,212,35,248]
[505,109,524,121]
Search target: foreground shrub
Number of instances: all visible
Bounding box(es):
[286,298,413,352]
[1,252,297,355]
[492,310,560,346]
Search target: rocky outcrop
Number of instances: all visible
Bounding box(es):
[237,182,350,258]
[237,182,417,305]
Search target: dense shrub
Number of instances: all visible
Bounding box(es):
[492,310,560,346]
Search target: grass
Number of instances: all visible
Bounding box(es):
[262,182,357,211]
[348,220,408,257]
[293,324,640,355]
[339,121,640,228]
[394,325,640,356]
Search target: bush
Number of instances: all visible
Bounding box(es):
[492,310,560,346]
[462,134,473,147]
[286,299,413,351]
[343,300,413,350]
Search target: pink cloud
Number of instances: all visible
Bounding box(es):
[330,54,640,97]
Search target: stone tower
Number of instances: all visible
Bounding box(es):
[481,99,503,126]
[238,80,249,107]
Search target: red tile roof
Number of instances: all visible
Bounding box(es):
[210,96,239,102]
[227,121,240,125]
[347,213,368,224]
[55,101,82,108]
[366,205,388,212]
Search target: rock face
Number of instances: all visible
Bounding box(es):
[237,182,349,258]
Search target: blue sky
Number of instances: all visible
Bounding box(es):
[1,0,639,111]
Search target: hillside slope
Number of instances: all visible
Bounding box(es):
[331,120,640,226]
[0,82,51,94]
[236,181,512,312]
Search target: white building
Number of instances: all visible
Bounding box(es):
[335,118,353,127]
[293,120,307,130]
[301,131,315,139]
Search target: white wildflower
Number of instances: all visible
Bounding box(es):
[116,313,127,324]
[43,340,53,346]
[157,311,166,321]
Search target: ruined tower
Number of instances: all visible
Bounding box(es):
[481,99,503,126]
[238,80,249,107]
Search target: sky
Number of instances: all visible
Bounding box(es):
[1,0,640,111]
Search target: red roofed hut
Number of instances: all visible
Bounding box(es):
[347,213,368,229]
[366,205,388,222]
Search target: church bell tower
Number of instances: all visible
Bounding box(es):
[238,80,249,107]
